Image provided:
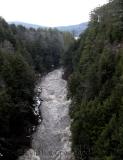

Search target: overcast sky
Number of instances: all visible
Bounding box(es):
[0,0,108,27]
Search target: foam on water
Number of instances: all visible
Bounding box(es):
[19,69,73,160]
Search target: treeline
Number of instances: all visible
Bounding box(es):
[0,17,74,159]
[63,0,123,159]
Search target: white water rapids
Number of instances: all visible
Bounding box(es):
[19,69,73,160]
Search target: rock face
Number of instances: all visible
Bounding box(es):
[19,69,72,160]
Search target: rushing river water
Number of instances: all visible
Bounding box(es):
[19,69,72,160]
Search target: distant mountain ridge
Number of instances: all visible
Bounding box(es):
[8,21,44,29]
[56,22,88,37]
[8,21,88,36]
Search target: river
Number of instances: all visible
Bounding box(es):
[18,69,72,160]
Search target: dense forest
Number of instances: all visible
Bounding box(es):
[1,0,123,159]
[0,17,74,160]
[63,0,123,159]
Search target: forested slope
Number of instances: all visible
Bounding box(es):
[63,0,123,159]
[0,17,74,160]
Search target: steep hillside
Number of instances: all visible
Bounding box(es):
[0,18,74,160]
[63,0,123,159]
